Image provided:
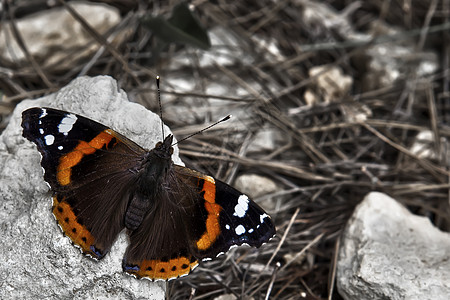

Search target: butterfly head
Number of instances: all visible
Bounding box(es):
[153,134,174,160]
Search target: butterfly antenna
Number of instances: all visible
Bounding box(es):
[156,76,165,139]
[172,115,232,146]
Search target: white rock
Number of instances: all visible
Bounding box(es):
[0,76,170,299]
[0,2,123,70]
[337,192,450,300]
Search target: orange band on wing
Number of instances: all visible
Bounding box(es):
[57,130,115,185]
[126,257,198,280]
[196,176,222,251]
[52,196,99,258]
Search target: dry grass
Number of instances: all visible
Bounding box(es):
[1,0,450,299]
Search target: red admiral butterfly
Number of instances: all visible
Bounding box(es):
[21,107,275,280]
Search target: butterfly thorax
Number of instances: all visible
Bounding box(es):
[124,135,174,231]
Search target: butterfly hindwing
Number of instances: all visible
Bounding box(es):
[122,165,205,279]
[197,179,275,257]
[122,189,201,280]
[122,165,275,280]
[22,107,145,259]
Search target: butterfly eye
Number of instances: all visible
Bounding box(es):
[169,147,173,155]
[155,142,163,148]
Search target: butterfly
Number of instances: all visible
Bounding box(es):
[21,107,275,280]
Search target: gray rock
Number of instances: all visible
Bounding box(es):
[337,192,450,300]
[0,2,124,70]
[247,127,285,154]
[0,76,170,299]
[234,174,279,199]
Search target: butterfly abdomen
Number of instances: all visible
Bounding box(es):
[125,135,175,231]
[125,193,152,231]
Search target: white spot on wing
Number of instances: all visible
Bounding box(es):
[235,225,246,235]
[58,114,77,136]
[225,224,230,230]
[44,135,55,145]
[260,213,269,224]
[248,228,254,233]
[39,128,44,134]
[58,145,63,150]
[233,194,249,218]
[39,108,47,118]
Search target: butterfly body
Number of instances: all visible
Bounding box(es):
[124,135,174,231]
[21,107,275,280]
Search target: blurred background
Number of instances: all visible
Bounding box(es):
[1,1,449,299]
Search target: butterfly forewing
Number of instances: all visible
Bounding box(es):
[174,166,276,258]
[22,107,145,258]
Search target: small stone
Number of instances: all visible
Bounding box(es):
[410,130,447,160]
[308,65,353,103]
[234,174,279,200]
[214,294,254,300]
[247,127,285,153]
